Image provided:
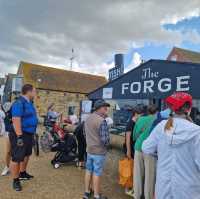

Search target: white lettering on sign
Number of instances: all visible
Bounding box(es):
[142,68,159,79]
[121,76,190,95]
[130,82,141,93]
[122,83,129,94]
[176,76,190,91]
[158,78,171,92]
[143,80,154,93]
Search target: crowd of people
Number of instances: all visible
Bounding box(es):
[122,92,200,199]
[0,83,200,199]
[81,92,200,199]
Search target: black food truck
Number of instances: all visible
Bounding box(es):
[87,60,200,133]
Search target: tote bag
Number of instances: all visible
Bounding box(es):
[119,158,133,188]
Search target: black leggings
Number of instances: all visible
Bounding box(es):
[77,137,86,162]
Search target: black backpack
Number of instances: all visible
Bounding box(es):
[4,98,26,133]
[4,109,13,132]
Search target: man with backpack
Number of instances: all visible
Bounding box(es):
[83,99,110,199]
[9,84,38,191]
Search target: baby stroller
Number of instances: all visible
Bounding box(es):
[51,133,78,169]
[40,115,78,169]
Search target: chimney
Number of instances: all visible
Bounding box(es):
[115,54,124,74]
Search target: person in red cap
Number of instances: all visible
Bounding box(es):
[142,92,200,199]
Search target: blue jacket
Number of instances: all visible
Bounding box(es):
[142,117,200,199]
[12,96,38,134]
[149,109,170,133]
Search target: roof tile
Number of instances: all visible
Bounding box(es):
[19,62,107,94]
[173,47,200,63]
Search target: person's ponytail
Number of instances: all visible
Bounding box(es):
[164,114,174,131]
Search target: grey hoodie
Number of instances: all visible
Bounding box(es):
[143,117,200,199]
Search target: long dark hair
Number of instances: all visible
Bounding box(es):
[131,104,145,117]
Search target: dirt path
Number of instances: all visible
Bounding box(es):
[0,135,130,199]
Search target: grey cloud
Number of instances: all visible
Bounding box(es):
[0,0,200,75]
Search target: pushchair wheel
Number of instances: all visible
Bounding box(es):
[54,163,60,169]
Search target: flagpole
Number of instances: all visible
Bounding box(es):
[70,48,74,70]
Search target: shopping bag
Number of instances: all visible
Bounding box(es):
[118,158,133,188]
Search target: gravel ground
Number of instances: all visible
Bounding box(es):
[0,132,130,199]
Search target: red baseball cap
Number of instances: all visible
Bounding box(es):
[165,92,192,112]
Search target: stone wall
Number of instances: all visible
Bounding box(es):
[35,89,87,117]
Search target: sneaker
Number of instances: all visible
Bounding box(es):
[83,192,91,199]
[1,166,10,176]
[19,171,34,180]
[125,189,134,197]
[13,179,22,191]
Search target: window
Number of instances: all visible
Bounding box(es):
[68,106,76,115]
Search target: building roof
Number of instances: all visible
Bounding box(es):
[18,62,107,94]
[170,47,200,63]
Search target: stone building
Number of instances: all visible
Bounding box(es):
[16,61,107,116]
[167,47,200,63]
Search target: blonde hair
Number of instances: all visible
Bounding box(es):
[165,114,193,131]
[164,115,173,131]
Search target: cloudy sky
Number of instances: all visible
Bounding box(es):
[0,0,200,77]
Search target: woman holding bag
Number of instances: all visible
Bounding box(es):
[133,105,157,199]
[123,105,144,197]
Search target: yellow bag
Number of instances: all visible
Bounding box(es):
[118,158,133,188]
